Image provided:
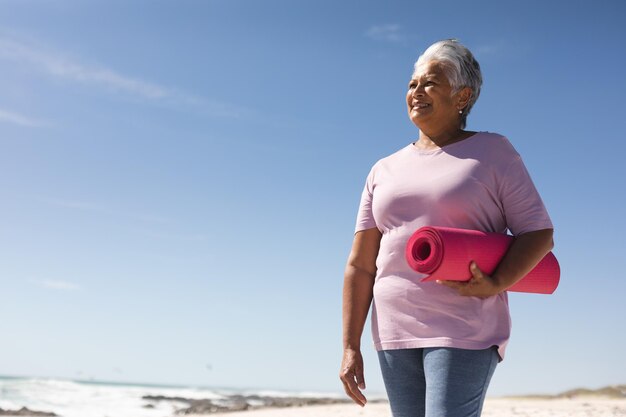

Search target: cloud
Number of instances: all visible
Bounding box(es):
[142,230,208,242]
[0,107,47,127]
[0,36,245,118]
[46,198,171,224]
[47,199,103,211]
[39,280,80,291]
[365,24,406,43]
[0,37,165,98]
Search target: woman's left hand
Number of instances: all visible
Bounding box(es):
[437,261,503,298]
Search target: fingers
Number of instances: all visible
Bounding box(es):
[469,261,485,280]
[355,369,366,390]
[437,261,484,287]
[340,366,367,406]
[436,261,484,297]
[339,353,367,407]
[436,279,464,290]
[436,261,498,298]
[438,279,473,297]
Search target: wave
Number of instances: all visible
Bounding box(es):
[0,376,349,417]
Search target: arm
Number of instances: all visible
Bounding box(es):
[439,228,554,298]
[339,227,382,406]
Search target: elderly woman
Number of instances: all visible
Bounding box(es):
[339,39,554,417]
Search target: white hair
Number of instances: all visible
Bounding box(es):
[413,39,482,129]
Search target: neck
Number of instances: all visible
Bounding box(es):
[416,125,469,149]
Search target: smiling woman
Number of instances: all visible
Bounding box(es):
[407,61,473,147]
[340,39,555,417]
[407,40,482,148]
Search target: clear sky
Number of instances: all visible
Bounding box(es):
[1,0,625,398]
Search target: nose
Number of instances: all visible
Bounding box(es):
[411,83,424,98]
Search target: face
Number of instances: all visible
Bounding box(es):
[406,60,465,129]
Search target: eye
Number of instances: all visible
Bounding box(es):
[408,82,417,89]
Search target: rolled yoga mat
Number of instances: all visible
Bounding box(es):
[405,226,560,294]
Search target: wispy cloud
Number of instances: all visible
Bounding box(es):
[47,199,103,211]
[0,36,245,118]
[365,24,406,43]
[39,280,80,291]
[142,230,208,242]
[0,107,47,127]
[46,198,171,224]
[0,37,166,98]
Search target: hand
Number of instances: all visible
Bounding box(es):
[437,261,503,299]
[339,348,367,406]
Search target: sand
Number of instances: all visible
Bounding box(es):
[186,397,626,417]
[482,397,626,416]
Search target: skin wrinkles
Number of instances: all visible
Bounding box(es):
[408,61,474,150]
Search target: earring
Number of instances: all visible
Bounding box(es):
[458,109,463,114]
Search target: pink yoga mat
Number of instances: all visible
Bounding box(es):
[405,226,560,294]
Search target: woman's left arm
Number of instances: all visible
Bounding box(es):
[438,228,554,298]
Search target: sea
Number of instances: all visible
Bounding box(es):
[0,375,343,417]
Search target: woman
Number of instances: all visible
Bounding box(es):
[339,39,554,417]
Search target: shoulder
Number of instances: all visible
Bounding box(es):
[476,132,519,153]
[470,132,521,162]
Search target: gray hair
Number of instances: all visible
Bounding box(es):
[413,39,482,129]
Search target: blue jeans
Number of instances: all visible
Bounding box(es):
[377,347,498,417]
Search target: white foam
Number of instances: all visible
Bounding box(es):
[0,377,227,417]
[0,376,366,417]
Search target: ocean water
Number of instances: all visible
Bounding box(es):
[0,376,342,417]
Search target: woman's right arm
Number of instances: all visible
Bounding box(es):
[339,227,382,406]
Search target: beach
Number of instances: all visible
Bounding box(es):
[193,397,626,417]
[1,377,625,417]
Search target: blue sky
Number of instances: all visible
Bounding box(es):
[1,0,625,397]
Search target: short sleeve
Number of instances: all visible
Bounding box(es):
[354,167,378,233]
[498,156,553,236]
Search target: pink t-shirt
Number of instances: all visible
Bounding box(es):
[355,132,553,360]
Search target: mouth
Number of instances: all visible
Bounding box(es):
[411,102,431,110]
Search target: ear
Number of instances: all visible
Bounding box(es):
[456,87,473,110]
